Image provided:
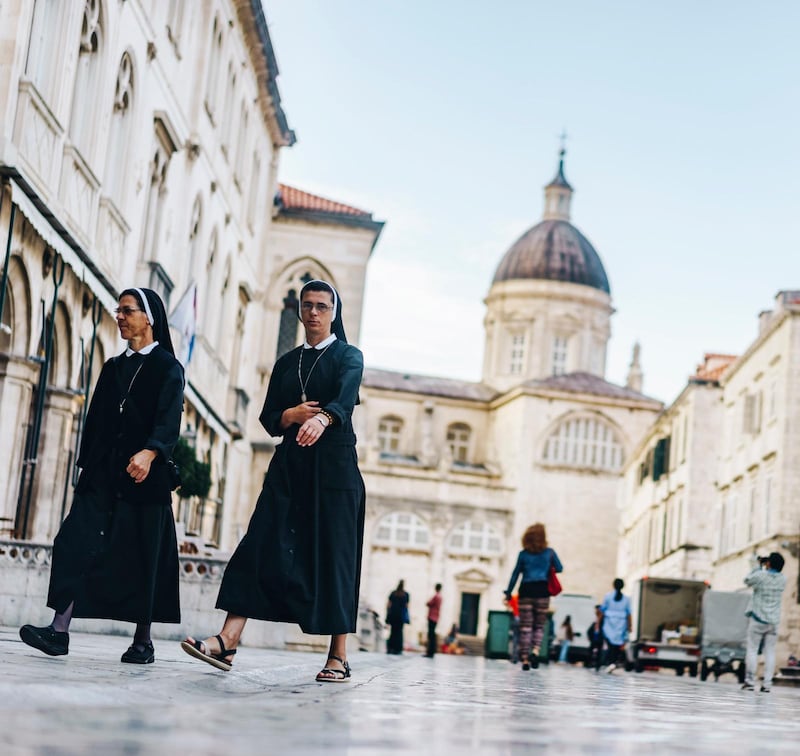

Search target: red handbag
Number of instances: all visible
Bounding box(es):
[547,566,563,596]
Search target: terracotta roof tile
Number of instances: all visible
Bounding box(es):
[692,353,737,382]
[277,184,371,217]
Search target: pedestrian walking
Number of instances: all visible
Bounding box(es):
[504,523,563,670]
[424,583,442,657]
[742,552,787,693]
[587,604,604,671]
[600,578,632,673]
[557,615,574,663]
[386,579,410,654]
[181,280,365,682]
[20,288,184,664]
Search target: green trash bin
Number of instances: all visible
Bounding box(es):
[537,610,554,664]
[485,610,513,659]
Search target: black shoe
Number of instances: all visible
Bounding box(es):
[121,641,155,664]
[19,624,69,656]
[529,655,540,669]
[760,685,771,693]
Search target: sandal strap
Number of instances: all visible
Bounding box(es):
[327,654,345,665]
[215,634,236,659]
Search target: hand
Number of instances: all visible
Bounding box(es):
[127,449,157,483]
[296,415,327,447]
[281,401,320,429]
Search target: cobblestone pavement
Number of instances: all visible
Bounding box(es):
[2,627,799,755]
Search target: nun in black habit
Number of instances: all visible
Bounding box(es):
[20,287,184,664]
[182,280,366,682]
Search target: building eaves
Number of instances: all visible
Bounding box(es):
[236,0,296,147]
[362,368,497,402]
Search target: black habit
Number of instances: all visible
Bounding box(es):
[47,345,184,624]
[216,338,365,635]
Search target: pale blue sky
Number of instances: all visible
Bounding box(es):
[265,0,799,403]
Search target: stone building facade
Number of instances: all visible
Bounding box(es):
[617,294,800,661]
[0,0,295,548]
[357,155,662,642]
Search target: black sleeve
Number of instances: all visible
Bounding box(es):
[259,355,290,437]
[323,346,364,425]
[143,361,184,461]
[76,361,114,467]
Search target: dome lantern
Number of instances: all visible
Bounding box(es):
[543,148,573,222]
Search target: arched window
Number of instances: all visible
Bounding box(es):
[275,288,299,359]
[374,512,430,549]
[447,521,503,556]
[542,415,624,471]
[446,422,471,463]
[69,0,103,159]
[377,416,403,455]
[104,52,134,207]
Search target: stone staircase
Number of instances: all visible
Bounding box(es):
[457,634,486,656]
[775,667,800,687]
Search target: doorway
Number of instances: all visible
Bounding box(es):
[459,592,480,635]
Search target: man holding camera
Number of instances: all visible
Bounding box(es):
[742,552,787,692]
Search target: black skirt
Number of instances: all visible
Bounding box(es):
[47,467,180,624]
[216,439,365,635]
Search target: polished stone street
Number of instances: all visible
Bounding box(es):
[2,626,799,755]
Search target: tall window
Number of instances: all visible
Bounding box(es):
[187,195,202,276]
[542,416,624,471]
[374,512,430,549]
[748,483,757,543]
[221,62,236,157]
[166,0,185,51]
[26,0,62,102]
[140,120,177,263]
[552,336,568,376]
[446,423,471,463]
[69,0,103,159]
[204,16,223,120]
[234,102,249,187]
[0,277,14,353]
[763,476,772,537]
[247,152,261,229]
[509,333,525,375]
[447,521,503,556]
[377,416,403,454]
[104,52,134,207]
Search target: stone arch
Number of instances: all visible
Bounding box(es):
[1,255,32,356]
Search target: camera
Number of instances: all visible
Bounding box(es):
[757,556,770,565]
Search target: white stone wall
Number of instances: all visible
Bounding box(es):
[619,297,800,662]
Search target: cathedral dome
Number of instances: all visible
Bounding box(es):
[492,219,610,294]
[491,149,610,294]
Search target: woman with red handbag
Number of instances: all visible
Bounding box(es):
[504,523,563,670]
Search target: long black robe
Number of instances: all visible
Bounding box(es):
[47,346,184,623]
[216,339,365,635]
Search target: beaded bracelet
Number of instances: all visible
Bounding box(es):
[319,410,335,426]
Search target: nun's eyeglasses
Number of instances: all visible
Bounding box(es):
[114,307,143,316]
[300,302,332,314]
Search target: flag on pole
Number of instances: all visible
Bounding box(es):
[169,282,197,367]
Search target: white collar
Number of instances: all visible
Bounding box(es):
[125,340,159,357]
[303,334,337,350]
